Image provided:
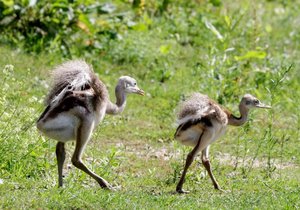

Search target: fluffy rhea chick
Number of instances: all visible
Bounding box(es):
[174,93,271,193]
[37,60,144,189]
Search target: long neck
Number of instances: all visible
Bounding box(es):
[106,84,127,115]
[227,103,249,126]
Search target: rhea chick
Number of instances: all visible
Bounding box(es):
[174,93,271,193]
[37,60,144,189]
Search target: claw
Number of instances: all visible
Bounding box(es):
[176,188,190,194]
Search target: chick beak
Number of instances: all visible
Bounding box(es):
[136,89,145,96]
[256,103,272,109]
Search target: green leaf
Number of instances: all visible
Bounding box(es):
[210,0,222,7]
[159,45,171,54]
[78,13,95,34]
[265,24,272,33]
[224,15,231,27]
[143,14,153,26]
[235,50,267,60]
[132,23,148,31]
[2,0,14,7]
[30,151,38,158]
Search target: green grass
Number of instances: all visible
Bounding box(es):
[0,0,300,209]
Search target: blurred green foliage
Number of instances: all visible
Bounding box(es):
[0,0,172,56]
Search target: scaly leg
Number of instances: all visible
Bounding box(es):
[176,133,204,194]
[71,120,111,189]
[201,147,222,190]
[56,142,66,187]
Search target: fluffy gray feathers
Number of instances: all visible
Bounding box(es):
[45,60,108,106]
[177,93,228,126]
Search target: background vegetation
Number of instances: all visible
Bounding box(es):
[0,0,299,209]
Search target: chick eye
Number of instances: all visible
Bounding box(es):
[134,82,137,86]
[254,99,259,104]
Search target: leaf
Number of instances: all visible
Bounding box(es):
[159,45,171,54]
[204,18,224,41]
[132,23,148,31]
[224,15,231,27]
[2,0,14,7]
[265,24,272,33]
[235,50,267,60]
[143,13,153,26]
[30,151,38,158]
[209,0,222,7]
[77,13,95,34]
[52,3,69,10]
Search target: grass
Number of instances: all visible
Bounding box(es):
[0,0,300,209]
